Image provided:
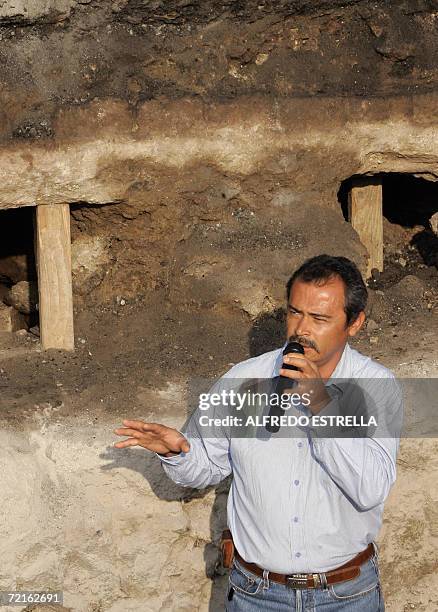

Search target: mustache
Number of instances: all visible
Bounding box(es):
[288,334,320,354]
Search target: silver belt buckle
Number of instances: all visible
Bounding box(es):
[285,573,308,589]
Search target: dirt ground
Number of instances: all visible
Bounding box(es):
[1,232,436,424]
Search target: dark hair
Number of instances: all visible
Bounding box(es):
[286,254,368,326]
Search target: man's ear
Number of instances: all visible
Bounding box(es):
[347,311,366,337]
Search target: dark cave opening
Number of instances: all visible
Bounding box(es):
[338,173,438,269]
[0,207,39,332]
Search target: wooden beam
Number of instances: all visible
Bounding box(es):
[36,204,74,350]
[348,178,383,278]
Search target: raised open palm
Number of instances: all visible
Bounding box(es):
[114,420,190,457]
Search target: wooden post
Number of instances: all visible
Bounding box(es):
[36,204,74,350]
[348,177,383,278]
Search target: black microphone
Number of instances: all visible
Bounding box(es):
[265,341,305,433]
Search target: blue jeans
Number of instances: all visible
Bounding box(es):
[225,553,384,611]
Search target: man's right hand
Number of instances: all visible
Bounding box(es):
[113,420,190,457]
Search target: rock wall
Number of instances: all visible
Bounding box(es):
[1,357,437,612]
[1,0,438,312]
[0,2,437,611]
[2,93,438,311]
[0,0,437,311]
[2,0,438,129]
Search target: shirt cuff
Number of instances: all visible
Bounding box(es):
[156,450,190,464]
[156,430,192,464]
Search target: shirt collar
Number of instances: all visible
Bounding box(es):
[326,342,351,382]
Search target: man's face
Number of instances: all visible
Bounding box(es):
[286,276,364,368]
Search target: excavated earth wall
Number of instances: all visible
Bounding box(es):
[0,1,437,611]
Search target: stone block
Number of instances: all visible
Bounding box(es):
[6,280,38,315]
[0,0,73,24]
[0,302,26,332]
[431,212,438,236]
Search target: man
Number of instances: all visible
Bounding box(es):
[114,254,402,611]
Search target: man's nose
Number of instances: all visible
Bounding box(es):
[295,315,311,336]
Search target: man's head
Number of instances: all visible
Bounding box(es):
[285,255,367,371]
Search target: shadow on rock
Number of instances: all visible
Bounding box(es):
[411,229,438,268]
[248,307,286,357]
[100,446,231,609]
[99,308,287,610]
[100,446,208,502]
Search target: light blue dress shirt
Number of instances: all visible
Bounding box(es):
[158,343,402,573]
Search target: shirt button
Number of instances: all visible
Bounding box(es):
[295,552,301,558]
[294,479,300,486]
[293,516,299,522]
[297,442,303,448]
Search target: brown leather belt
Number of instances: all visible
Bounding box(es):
[234,543,375,590]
